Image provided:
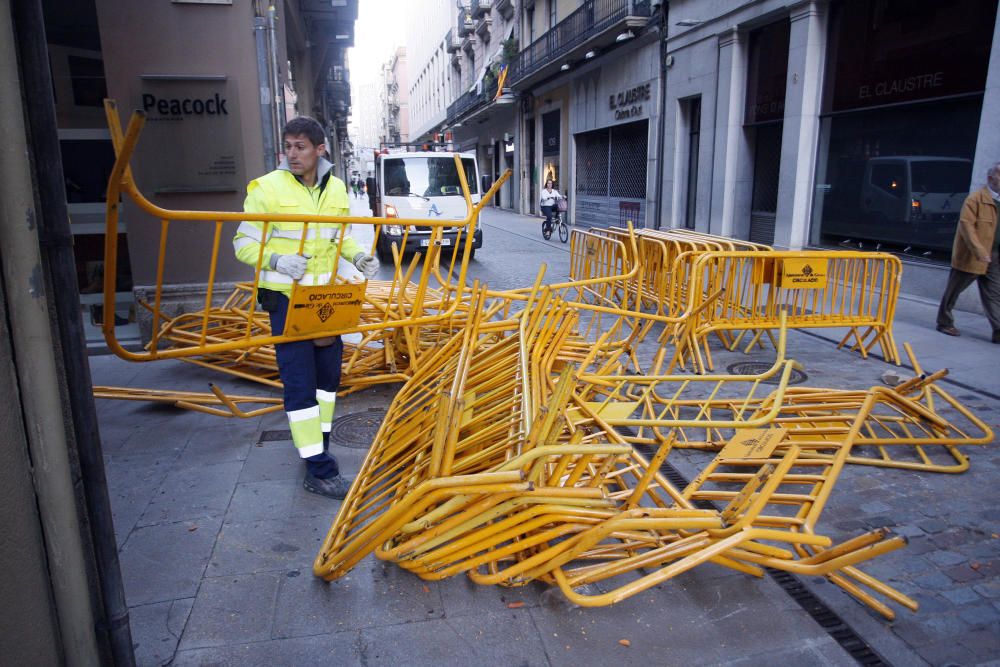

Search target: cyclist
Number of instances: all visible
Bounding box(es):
[539,179,564,238]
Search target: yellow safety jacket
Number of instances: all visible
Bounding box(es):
[233,159,361,296]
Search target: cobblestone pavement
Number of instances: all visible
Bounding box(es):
[91,204,998,665]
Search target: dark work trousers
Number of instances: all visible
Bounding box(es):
[261,289,341,478]
[541,204,554,228]
[937,245,1000,333]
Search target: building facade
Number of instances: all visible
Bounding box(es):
[661,0,999,305]
[413,0,999,308]
[48,0,359,343]
[380,47,410,146]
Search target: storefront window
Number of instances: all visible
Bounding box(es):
[810,0,995,261]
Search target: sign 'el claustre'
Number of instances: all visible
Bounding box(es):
[609,83,651,121]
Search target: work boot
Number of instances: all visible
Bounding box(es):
[936,324,960,337]
[303,472,353,499]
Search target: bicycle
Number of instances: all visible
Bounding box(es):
[541,201,570,243]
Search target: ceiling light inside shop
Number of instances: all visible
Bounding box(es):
[585,50,597,59]
[560,62,571,71]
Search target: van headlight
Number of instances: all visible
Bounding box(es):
[384,224,404,236]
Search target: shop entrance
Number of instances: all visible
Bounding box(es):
[749,122,783,245]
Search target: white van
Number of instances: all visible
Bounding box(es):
[368,151,483,261]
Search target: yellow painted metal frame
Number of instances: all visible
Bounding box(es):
[100,99,510,363]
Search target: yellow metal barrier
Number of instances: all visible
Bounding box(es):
[101,100,510,363]
[312,287,922,618]
[677,250,902,370]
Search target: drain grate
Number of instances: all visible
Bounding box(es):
[259,429,292,442]
[727,360,808,385]
[330,408,386,449]
[632,439,890,666]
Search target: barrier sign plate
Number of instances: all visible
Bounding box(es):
[781,258,828,289]
[284,283,364,336]
[719,427,787,460]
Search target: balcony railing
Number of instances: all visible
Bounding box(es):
[475,15,492,40]
[510,0,652,84]
[458,13,475,36]
[495,0,514,20]
[447,87,490,122]
[471,0,491,18]
[446,27,461,53]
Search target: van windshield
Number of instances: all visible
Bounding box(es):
[383,157,478,197]
[911,161,972,194]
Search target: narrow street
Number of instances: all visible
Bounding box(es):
[90,205,1000,666]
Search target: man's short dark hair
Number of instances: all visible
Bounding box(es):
[283,117,325,147]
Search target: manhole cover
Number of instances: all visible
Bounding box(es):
[726,361,808,385]
[330,408,386,449]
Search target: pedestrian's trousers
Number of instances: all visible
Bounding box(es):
[937,246,1000,332]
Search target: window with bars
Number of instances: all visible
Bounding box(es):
[610,121,648,199]
[575,121,649,199]
[575,128,609,196]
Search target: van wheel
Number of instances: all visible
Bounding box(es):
[468,248,476,260]
[376,245,393,263]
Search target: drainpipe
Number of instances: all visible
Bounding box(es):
[268,4,286,132]
[254,10,277,171]
[653,2,669,228]
[10,1,136,664]
[0,2,103,664]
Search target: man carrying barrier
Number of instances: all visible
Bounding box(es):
[233,116,380,499]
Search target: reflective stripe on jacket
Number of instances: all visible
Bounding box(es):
[233,163,361,295]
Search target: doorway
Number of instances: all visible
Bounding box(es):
[526,117,536,214]
[749,123,783,245]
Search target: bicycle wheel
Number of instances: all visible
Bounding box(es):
[558,219,569,243]
[542,221,552,240]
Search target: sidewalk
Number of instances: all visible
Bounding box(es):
[90,211,999,666]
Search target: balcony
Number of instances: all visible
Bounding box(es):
[450,50,463,68]
[456,0,470,8]
[475,15,492,41]
[495,0,514,20]
[509,0,653,88]
[447,87,490,123]
[471,0,491,19]
[461,32,476,53]
[457,12,474,36]
[446,27,461,53]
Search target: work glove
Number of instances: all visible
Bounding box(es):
[353,252,380,279]
[272,253,309,280]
